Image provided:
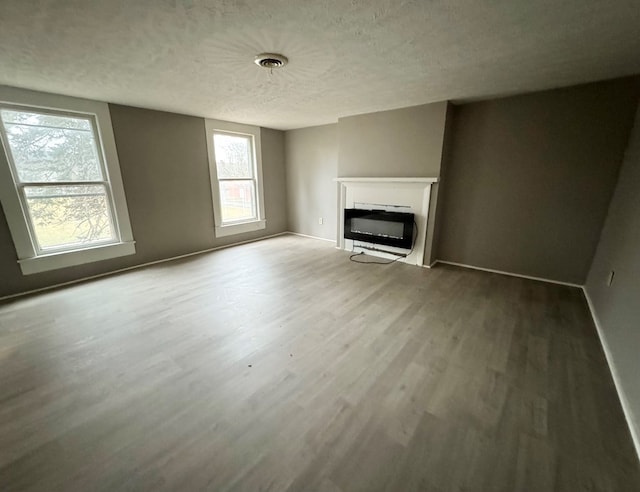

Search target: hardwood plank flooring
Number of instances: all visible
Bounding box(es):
[0,234,638,491]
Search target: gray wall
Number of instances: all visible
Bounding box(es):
[0,104,287,298]
[337,102,449,262]
[437,78,640,284]
[285,103,449,255]
[285,124,338,241]
[338,102,448,177]
[430,103,456,265]
[586,105,640,446]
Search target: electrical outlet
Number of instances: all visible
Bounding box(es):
[318,217,323,225]
[607,270,615,286]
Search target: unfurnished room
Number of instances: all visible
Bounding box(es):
[0,1,639,491]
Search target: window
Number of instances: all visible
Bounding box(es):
[214,132,257,222]
[205,119,266,237]
[0,87,135,274]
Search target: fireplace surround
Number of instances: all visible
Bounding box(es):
[334,177,439,266]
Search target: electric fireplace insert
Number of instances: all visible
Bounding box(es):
[344,208,415,249]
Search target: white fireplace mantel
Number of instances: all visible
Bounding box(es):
[335,177,439,184]
[334,176,439,266]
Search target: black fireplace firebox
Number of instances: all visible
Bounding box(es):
[344,208,415,249]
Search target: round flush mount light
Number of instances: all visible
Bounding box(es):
[254,53,288,69]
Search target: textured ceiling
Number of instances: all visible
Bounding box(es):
[0,0,639,130]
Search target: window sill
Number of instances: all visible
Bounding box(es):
[18,241,136,275]
[215,219,266,238]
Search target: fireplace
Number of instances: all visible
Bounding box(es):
[344,208,414,249]
[335,177,439,266]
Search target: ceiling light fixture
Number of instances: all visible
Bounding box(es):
[254,53,288,72]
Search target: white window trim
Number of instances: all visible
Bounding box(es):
[204,119,266,238]
[0,86,135,274]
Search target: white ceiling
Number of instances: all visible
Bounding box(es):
[1,1,639,130]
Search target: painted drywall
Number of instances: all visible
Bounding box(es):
[585,104,640,452]
[337,102,449,264]
[437,77,640,284]
[285,124,338,241]
[0,104,287,298]
[260,127,288,235]
[429,103,456,265]
[338,102,448,178]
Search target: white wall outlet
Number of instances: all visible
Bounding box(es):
[607,270,615,286]
[318,217,323,225]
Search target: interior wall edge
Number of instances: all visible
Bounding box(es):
[583,288,640,463]
[433,260,582,288]
[430,101,456,263]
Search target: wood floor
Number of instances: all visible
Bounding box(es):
[0,234,638,491]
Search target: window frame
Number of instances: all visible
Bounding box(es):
[0,86,135,275]
[205,119,266,238]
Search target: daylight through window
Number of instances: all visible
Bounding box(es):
[213,132,258,224]
[204,120,265,238]
[0,107,118,252]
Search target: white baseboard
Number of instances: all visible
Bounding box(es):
[583,288,640,463]
[433,260,582,288]
[287,231,336,244]
[0,232,289,302]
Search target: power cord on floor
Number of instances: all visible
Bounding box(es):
[349,250,404,264]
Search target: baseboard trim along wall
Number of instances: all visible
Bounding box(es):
[287,231,336,244]
[0,232,289,302]
[422,260,438,269]
[433,260,582,288]
[583,289,640,463]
